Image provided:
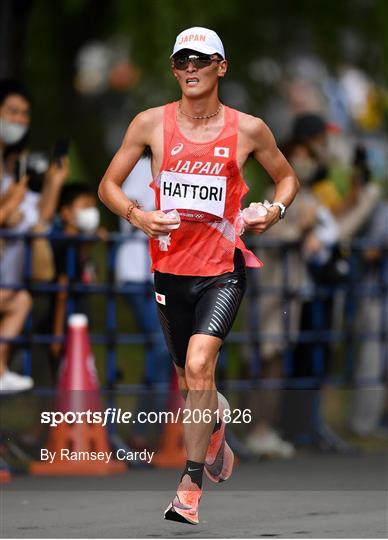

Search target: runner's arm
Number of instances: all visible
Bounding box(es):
[98,112,150,218]
[252,119,299,210]
[98,110,180,236]
[243,117,299,233]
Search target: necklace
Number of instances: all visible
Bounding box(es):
[178,101,222,120]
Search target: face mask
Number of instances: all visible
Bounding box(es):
[309,142,329,164]
[75,207,100,233]
[291,158,318,183]
[0,119,28,145]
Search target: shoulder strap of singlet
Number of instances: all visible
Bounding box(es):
[163,102,177,134]
[160,102,177,172]
[222,105,238,136]
[220,105,238,163]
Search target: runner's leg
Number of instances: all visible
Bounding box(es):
[183,334,220,462]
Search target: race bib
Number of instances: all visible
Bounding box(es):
[159,171,226,222]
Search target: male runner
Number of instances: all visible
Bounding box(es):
[99,27,299,525]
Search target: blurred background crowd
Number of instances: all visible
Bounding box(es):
[0,0,387,470]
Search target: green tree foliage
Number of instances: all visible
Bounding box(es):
[16,0,386,189]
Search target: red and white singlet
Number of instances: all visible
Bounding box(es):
[149,101,263,276]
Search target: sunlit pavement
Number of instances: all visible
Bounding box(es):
[2,454,387,538]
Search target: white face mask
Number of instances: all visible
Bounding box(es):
[0,118,28,145]
[75,207,100,233]
[291,157,318,183]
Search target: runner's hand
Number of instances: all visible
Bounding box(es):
[130,209,180,238]
[243,205,280,234]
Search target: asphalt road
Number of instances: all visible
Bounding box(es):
[2,454,387,538]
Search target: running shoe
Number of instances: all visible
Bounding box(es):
[204,392,234,483]
[164,476,202,525]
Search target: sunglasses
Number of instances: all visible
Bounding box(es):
[172,53,221,71]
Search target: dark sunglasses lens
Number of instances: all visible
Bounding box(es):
[195,56,212,68]
[174,57,189,70]
[173,55,213,70]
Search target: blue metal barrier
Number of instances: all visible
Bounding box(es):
[0,230,387,392]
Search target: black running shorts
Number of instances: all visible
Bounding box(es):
[154,249,246,368]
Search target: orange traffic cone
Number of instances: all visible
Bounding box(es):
[153,370,187,468]
[0,470,11,483]
[0,461,11,483]
[30,314,126,476]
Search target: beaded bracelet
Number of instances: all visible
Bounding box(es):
[126,200,142,223]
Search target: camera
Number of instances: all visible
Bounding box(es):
[28,152,50,192]
[14,138,70,192]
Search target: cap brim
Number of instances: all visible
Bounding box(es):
[170,44,223,58]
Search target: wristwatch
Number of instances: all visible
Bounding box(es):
[270,201,286,219]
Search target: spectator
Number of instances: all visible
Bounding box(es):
[336,145,380,244]
[244,141,338,457]
[0,80,68,392]
[284,113,379,451]
[280,139,347,451]
[348,197,387,437]
[115,155,172,447]
[50,182,104,363]
[292,113,379,222]
[292,113,353,216]
[0,80,33,392]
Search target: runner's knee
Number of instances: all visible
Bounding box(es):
[185,352,215,388]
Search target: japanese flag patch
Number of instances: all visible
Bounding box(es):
[155,292,166,305]
[214,147,230,158]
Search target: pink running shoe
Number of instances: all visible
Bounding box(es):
[164,476,202,525]
[204,393,234,483]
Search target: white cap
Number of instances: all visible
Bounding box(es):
[171,27,225,59]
